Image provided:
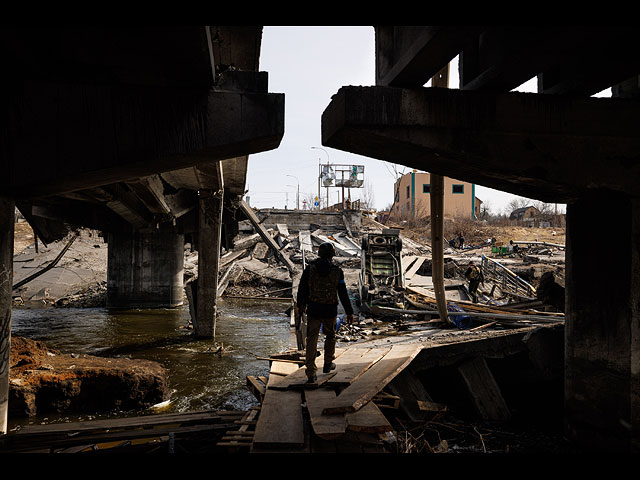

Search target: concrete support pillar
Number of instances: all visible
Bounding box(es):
[194,189,223,338]
[565,191,640,452]
[106,230,184,309]
[0,196,15,435]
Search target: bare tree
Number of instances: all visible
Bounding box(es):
[359,178,376,210]
[478,199,493,220]
[531,200,554,216]
[384,161,407,181]
[504,196,532,216]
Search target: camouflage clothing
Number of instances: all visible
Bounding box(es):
[297,257,354,379]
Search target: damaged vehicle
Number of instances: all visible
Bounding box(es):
[358,229,405,312]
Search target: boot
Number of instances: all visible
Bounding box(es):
[323,362,336,374]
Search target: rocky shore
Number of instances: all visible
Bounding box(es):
[9,336,169,418]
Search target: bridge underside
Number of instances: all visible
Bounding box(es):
[322,26,640,452]
[0,26,284,433]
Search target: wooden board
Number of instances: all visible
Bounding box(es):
[402,255,418,274]
[387,368,433,422]
[322,344,423,415]
[345,401,392,433]
[268,350,342,390]
[404,256,426,281]
[270,360,300,377]
[239,200,296,273]
[246,376,266,402]
[13,410,242,435]
[457,357,511,421]
[305,388,346,440]
[326,346,392,386]
[252,389,305,449]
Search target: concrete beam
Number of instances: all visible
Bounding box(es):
[375,26,478,87]
[322,86,640,203]
[1,83,284,199]
[0,27,216,88]
[375,26,640,96]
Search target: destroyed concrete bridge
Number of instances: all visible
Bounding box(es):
[321,26,640,453]
[0,26,639,453]
[0,27,284,433]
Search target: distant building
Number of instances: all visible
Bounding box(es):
[509,206,540,223]
[389,171,478,220]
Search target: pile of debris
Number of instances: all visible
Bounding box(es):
[204,205,566,344]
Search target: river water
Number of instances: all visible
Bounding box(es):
[8,298,294,430]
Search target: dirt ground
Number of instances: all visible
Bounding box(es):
[397,220,565,248]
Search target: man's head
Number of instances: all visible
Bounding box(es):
[468,261,474,266]
[318,242,336,259]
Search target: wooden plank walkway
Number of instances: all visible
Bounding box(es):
[2,410,246,453]
[250,343,422,451]
[322,344,423,415]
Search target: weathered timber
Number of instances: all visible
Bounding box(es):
[246,376,266,402]
[387,368,434,422]
[431,173,450,327]
[239,200,296,274]
[12,409,240,436]
[372,391,401,409]
[1,410,244,452]
[305,388,347,440]
[269,360,300,377]
[404,256,426,282]
[326,346,392,387]
[252,389,305,449]
[346,401,393,434]
[219,248,248,268]
[268,351,339,390]
[217,408,259,450]
[417,400,448,413]
[322,344,423,415]
[402,255,418,275]
[217,261,241,297]
[457,357,511,421]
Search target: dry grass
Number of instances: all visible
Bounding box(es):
[384,216,565,248]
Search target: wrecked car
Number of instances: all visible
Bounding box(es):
[358,229,405,312]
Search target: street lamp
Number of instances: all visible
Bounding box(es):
[286,175,299,210]
[311,146,330,209]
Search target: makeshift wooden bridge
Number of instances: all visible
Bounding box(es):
[243,343,423,453]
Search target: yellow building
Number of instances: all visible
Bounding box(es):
[390,171,480,220]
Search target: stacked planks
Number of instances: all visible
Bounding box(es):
[251,343,423,450]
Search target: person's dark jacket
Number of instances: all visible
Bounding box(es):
[297,258,354,318]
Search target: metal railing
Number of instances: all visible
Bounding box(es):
[480,254,537,299]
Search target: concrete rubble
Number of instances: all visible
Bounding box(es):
[9,209,569,451]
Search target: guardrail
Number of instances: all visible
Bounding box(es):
[480,254,537,299]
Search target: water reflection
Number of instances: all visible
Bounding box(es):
[9,298,293,427]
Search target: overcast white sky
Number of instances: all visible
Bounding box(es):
[246,26,609,215]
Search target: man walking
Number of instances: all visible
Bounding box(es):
[297,242,354,383]
[465,261,485,303]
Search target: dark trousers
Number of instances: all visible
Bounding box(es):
[469,279,480,303]
[305,315,337,378]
